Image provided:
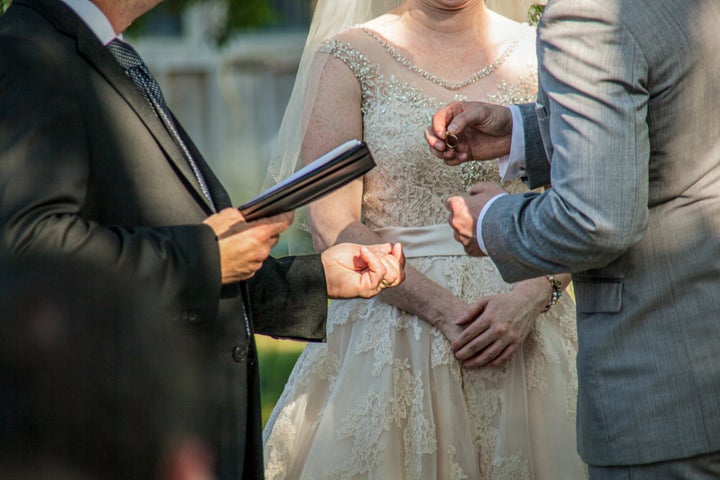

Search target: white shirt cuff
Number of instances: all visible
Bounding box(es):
[497,105,527,182]
[476,193,508,255]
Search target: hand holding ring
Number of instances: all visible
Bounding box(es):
[445,132,459,150]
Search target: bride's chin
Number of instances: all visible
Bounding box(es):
[416,0,484,13]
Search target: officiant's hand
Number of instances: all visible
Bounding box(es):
[203,208,294,284]
[321,242,405,299]
[425,101,513,165]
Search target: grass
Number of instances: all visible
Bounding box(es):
[256,334,307,426]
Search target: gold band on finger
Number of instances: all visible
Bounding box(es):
[445,132,459,149]
[381,279,392,288]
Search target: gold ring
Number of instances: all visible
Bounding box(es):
[381,279,392,288]
[445,132,458,149]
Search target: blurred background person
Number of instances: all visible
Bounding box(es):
[0,255,214,480]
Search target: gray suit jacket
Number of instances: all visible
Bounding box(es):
[0,1,328,478]
[482,0,720,467]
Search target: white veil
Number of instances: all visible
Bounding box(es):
[264,0,535,253]
[264,0,403,190]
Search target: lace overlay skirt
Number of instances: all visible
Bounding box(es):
[263,253,586,479]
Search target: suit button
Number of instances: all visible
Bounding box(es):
[180,310,200,323]
[232,345,247,363]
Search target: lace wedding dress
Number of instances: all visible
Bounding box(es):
[264,26,587,480]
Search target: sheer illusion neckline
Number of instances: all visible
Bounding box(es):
[359,26,528,91]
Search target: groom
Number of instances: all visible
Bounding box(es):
[0,1,404,479]
[427,0,720,478]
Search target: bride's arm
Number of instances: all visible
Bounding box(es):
[301,53,466,342]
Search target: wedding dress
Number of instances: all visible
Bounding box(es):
[264,25,587,480]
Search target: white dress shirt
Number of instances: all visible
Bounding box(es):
[59,0,117,45]
[476,104,527,254]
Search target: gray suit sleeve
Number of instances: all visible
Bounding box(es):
[482,1,650,282]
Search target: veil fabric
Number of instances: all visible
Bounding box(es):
[264,0,535,190]
[264,0,403,190]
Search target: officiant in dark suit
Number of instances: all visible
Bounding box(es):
[0,1,404,479]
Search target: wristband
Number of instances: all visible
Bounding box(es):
[542,274,562,312]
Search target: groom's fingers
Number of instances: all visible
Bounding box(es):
[424,125,444,153]
[430,102,464,138]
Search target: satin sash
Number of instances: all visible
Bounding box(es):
[373,224,467,258]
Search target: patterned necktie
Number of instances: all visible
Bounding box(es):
[106,39,216,211]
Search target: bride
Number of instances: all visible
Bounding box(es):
[263,0,586,478]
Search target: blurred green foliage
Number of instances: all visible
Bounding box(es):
[255,335,306,426]
[0,1,282,45]
[527,3,546,26]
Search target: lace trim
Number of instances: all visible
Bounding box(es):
[359,26,530,90]
[318,38,538,229]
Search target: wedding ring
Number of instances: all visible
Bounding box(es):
[445,132,459,150]
[381,279,392,288]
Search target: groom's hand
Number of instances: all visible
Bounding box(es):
[203,208,294,284]
[446,182,508,257]
[425,101,513,165]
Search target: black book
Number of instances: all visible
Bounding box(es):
[238,140,375,221]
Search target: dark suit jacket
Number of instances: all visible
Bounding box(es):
[0,1,328,478]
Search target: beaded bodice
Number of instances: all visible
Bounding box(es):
[318,27,537,230]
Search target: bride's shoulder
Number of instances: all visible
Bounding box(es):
[513,24,537,67]
[490,15,537,73]
[330,27,366,45]
[353,13,403,42]
[323,16,396,57]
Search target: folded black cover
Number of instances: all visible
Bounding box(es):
[238,140,375,221]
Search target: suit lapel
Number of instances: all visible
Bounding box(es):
[20,0,217,213]
[77,33,218,213]
[172,117,232,209]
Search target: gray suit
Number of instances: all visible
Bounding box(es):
[482,0,720,469]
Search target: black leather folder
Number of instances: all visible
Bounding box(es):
[238,140,375,221]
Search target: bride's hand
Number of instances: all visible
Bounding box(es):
[451,278,550,368]
[432,316,466,345]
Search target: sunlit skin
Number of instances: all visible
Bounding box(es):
[91,0,163,34]
[444,181,507,257]
[424,100,514,164]
[203,208,405,296]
